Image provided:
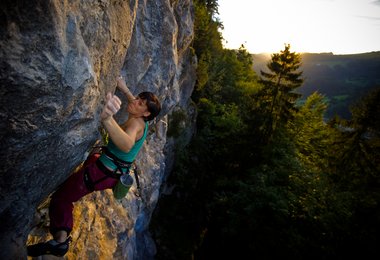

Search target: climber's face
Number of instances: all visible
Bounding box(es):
[127,97,151,119]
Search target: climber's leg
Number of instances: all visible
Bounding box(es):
[48,164,92,236]
[27,154,118,257]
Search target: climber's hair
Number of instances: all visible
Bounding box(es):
[138,92,161,121]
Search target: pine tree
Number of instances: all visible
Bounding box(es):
[334,87,380,186]
[259,44,304,140]
[289,92,333,169]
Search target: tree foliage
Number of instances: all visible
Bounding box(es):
[259,44,304,141]
[150,1,380,259]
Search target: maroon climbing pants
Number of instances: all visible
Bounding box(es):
[49,154,118,235]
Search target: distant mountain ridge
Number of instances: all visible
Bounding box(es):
[252,51,380,119]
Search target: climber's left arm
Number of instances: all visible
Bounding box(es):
[116,76,136,103]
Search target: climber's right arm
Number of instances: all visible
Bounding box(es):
[100,92,136,152]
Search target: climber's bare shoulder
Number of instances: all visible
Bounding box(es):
[122,118,146,141]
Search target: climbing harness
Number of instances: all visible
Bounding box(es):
[83,145,142,197]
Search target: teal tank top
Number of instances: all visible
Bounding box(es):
[99,122,148,173]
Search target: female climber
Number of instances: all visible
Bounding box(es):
[27,76,161,257]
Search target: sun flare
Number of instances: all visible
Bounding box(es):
[217,0,380,54]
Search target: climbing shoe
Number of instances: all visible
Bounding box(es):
[27,236,72,257]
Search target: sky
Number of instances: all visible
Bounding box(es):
[217,0,380,54]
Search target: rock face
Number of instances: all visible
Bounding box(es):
[0,0,195,259]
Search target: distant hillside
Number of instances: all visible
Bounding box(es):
[252,52,380,119]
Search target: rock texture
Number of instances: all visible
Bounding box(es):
[0,0,195,259]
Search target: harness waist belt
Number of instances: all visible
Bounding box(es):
[96,160,122,179]
[102,146,133,168]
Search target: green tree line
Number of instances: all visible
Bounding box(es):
[150,0,380,259]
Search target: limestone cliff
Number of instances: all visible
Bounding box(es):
[0,0,195,259]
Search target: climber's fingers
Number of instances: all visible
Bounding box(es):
[106,94,122,114]
[101,92,122,120]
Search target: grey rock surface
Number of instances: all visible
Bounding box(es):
[0,0,195,259]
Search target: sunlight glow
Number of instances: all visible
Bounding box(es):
[217,0,380,54]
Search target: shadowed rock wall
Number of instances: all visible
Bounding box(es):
[0,0,195,259]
